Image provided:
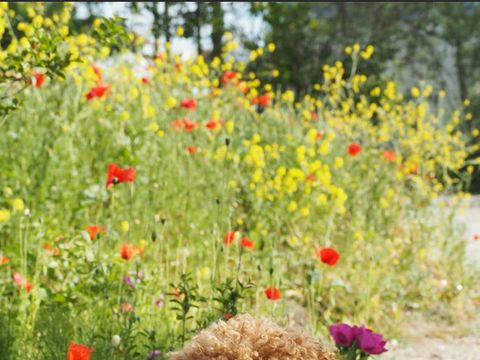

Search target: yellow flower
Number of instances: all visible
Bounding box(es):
[267,43,276,52]
[0,209,11,223]
[272,69,280,78]
[360,44,374,60]
[120,111,130,122]
[411,87,420,97]
[334,157,344,169]
[165,96,177,109]
[11,198,24,212]
[120,221,130,233]
[176,26,184,36]
[300,207,310,217]
[225,120,235,134]
[288,201,298,212]
[287,236,299,247]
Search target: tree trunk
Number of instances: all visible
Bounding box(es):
[210,3,225,59]
[150,3,161,55]
[164,2,171,44]
[195,2,203,55]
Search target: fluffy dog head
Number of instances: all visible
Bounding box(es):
[169,314,337,360]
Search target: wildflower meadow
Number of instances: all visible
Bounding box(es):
[0,3,479,359]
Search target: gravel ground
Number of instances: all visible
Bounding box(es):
[384,199,480,359]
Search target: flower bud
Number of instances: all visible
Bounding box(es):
[111,334,121,347]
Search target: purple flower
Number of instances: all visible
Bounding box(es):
[357,328,388,355]
[123,276,136,289]
[329,323,356,347]
[154,294,164,308]
[147,350,161,359]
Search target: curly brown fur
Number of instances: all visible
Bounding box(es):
[169,314,337,360]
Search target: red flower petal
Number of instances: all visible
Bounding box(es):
[240,237,254,250]
[264,287,281,301]
[85,225,106,241]
[106,163,136,189]
[347,143,362,156]
[180,98,197,110]
[67,342,94,360]
[316,247,340,266]
[223,231,237,245]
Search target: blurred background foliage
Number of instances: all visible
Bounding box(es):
[69,2,480,191]
[2,2,480,190]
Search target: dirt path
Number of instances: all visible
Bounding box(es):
[384,199,480,359]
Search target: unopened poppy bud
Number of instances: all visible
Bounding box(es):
[215,198,220,205]
[225,137,231,146]
[160,218,166,225]
[112,334,121,347]
[151,229,157,242]
[269,267,274,275]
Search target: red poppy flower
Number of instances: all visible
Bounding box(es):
[383,150,396,162]
[252,93,271,107]
[180,98,197,110]
[265,287,281,301]
[141,77,150,84]
[205,119,221,130]
[347,143,362,156]
[221,70,237,85]
[120,243,143,261]
[85,84,109,101]
[223,231,237,245]
[106,163,136,189]
[175,62,182,71]
[91,63,103,83]
[32,71,45,88]
[311,111,319,122]
[183,118,198,132]
[316,131,324,140]
[85,225,106,241]
[67,342,94,360]
[0,255,10,265]
[187,145,197,155]
[240,237,254,250]
[12,272,32,292]
[316,247,340,266]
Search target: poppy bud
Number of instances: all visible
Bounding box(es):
[225,137,231,146]
[151,229,157,242]
[215,198,220,205]
[160,218,166,225]
[111,334,121,347]
[269,267,274,275]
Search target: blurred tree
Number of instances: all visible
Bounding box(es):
[246,2,480,105]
